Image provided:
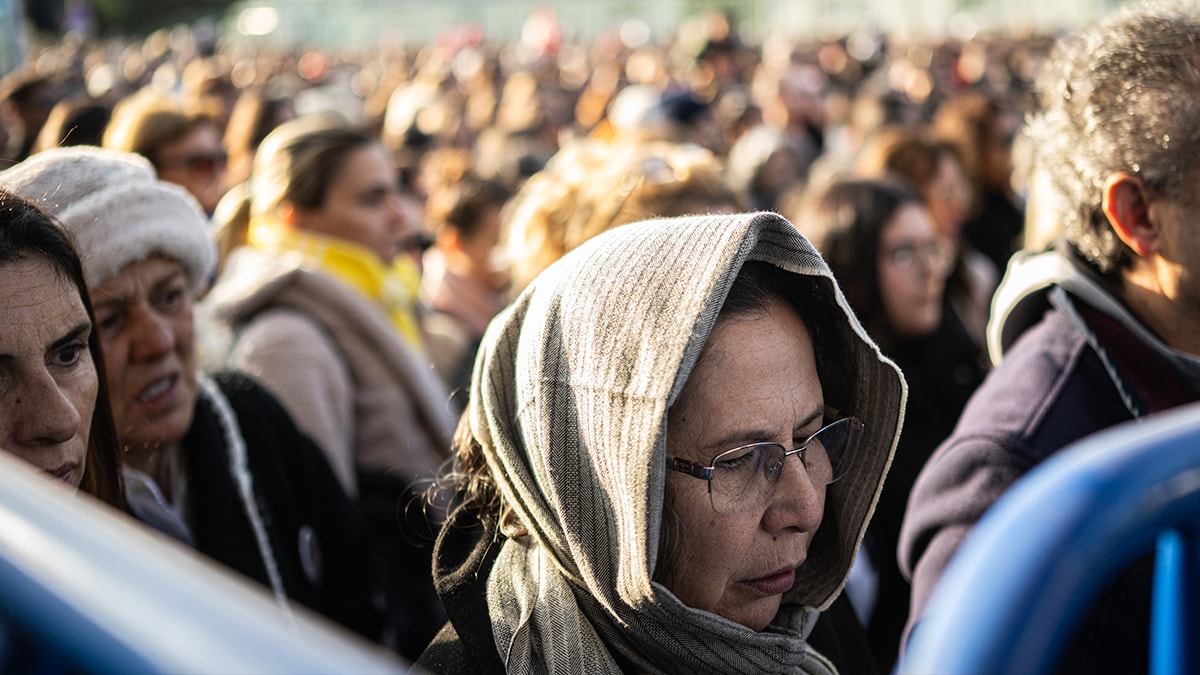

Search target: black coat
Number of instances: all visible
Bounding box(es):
[183,372,383,642]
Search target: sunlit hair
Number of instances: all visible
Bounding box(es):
[102,89,218,172]
[1024,0,1200,276]
[856,125,966,199]
[0,190,124,508]
[502,138,737,294]
[212,115,377,267]
[249,114,376,217]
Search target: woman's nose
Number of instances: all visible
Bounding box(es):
[14,370,81,447]
[129,309,175,361]
[762,456,825,533]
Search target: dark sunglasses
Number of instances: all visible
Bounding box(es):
[403,233,435,254]
[158,151,228,174]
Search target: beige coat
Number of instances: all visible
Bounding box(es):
[202,247,455,495]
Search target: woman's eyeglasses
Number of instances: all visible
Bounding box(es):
[884,239,953,278]
[665,416,864,514]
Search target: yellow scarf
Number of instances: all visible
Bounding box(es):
[246,218,426,351]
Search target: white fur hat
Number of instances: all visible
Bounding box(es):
[0,146,215,292]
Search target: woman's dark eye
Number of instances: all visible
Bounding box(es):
[52,342,86,368]
[154,285,187,314]
[97,313,121,333]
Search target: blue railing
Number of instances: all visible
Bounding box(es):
[899,401,1200,675]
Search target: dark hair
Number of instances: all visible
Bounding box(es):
[0,191,124,509]
[714,261,855,414]
[1026,0,1200,276]
[422,148,513,241]
[33,94,112,153]
[801,178,927,349]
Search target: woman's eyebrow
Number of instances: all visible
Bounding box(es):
[49,321,92,351]
[700,407,824,452]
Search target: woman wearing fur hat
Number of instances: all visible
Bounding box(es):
[0,146,384,643]
[202,116,455,659]
[418,212,903,673]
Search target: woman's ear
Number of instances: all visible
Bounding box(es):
[276,202,304,228]
[1101,173,1159,257]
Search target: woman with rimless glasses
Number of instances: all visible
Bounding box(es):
[419,212,904,674]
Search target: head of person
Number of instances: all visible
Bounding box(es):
[800,178,950,347]
[0,189,123,507]
[104,90,228,214]
[248,114,416,267]
[32,93,112,154]
[447,212,902,668]
[725,124,809,212]
[0,147,215,455]
[422,148,512,286]
[503,138,738,293]
[856,125,973,241]
[1024,0,1200,283]
[933,90,1019,200]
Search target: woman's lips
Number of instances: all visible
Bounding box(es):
[742,567,799,596]
[44,462,77,484]
[134,373,180,414]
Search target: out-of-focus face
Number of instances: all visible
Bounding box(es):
[459,205,504,284]
[661,299,827,631]
[0,258,97,489]
[878,203,948,337]
[292,143,411,266]
[154,121,228,215]
[984,112,1019,192]
[90,257,196,451]
[926,154,971,240]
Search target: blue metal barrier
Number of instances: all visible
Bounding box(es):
[899,402,1200,675]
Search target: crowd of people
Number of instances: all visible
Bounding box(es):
[0,0,1194,672]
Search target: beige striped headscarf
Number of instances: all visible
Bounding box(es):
[470,212,905,673]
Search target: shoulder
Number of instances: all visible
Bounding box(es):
[910,306,1130,521]
[957,307,1121,454]
[207,371,292,421]
[228,309,348,384]
[415,621,504,675]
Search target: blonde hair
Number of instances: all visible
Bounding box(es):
[502,139,736,293]
[103,89,216,168]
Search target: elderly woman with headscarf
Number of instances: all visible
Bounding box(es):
[418,211,904,673]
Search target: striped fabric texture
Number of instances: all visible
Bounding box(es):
[470,212,906,673]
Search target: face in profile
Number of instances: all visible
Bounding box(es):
[0,257,98,488]
[89,257,197,451]
[291,143,411,266]
[661,298,827,631]
[878,203,948,338]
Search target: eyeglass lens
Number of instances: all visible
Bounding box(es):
[707,417,862,514]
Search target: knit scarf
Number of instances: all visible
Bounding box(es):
[469,212,905,673]
[246,217,425,351]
